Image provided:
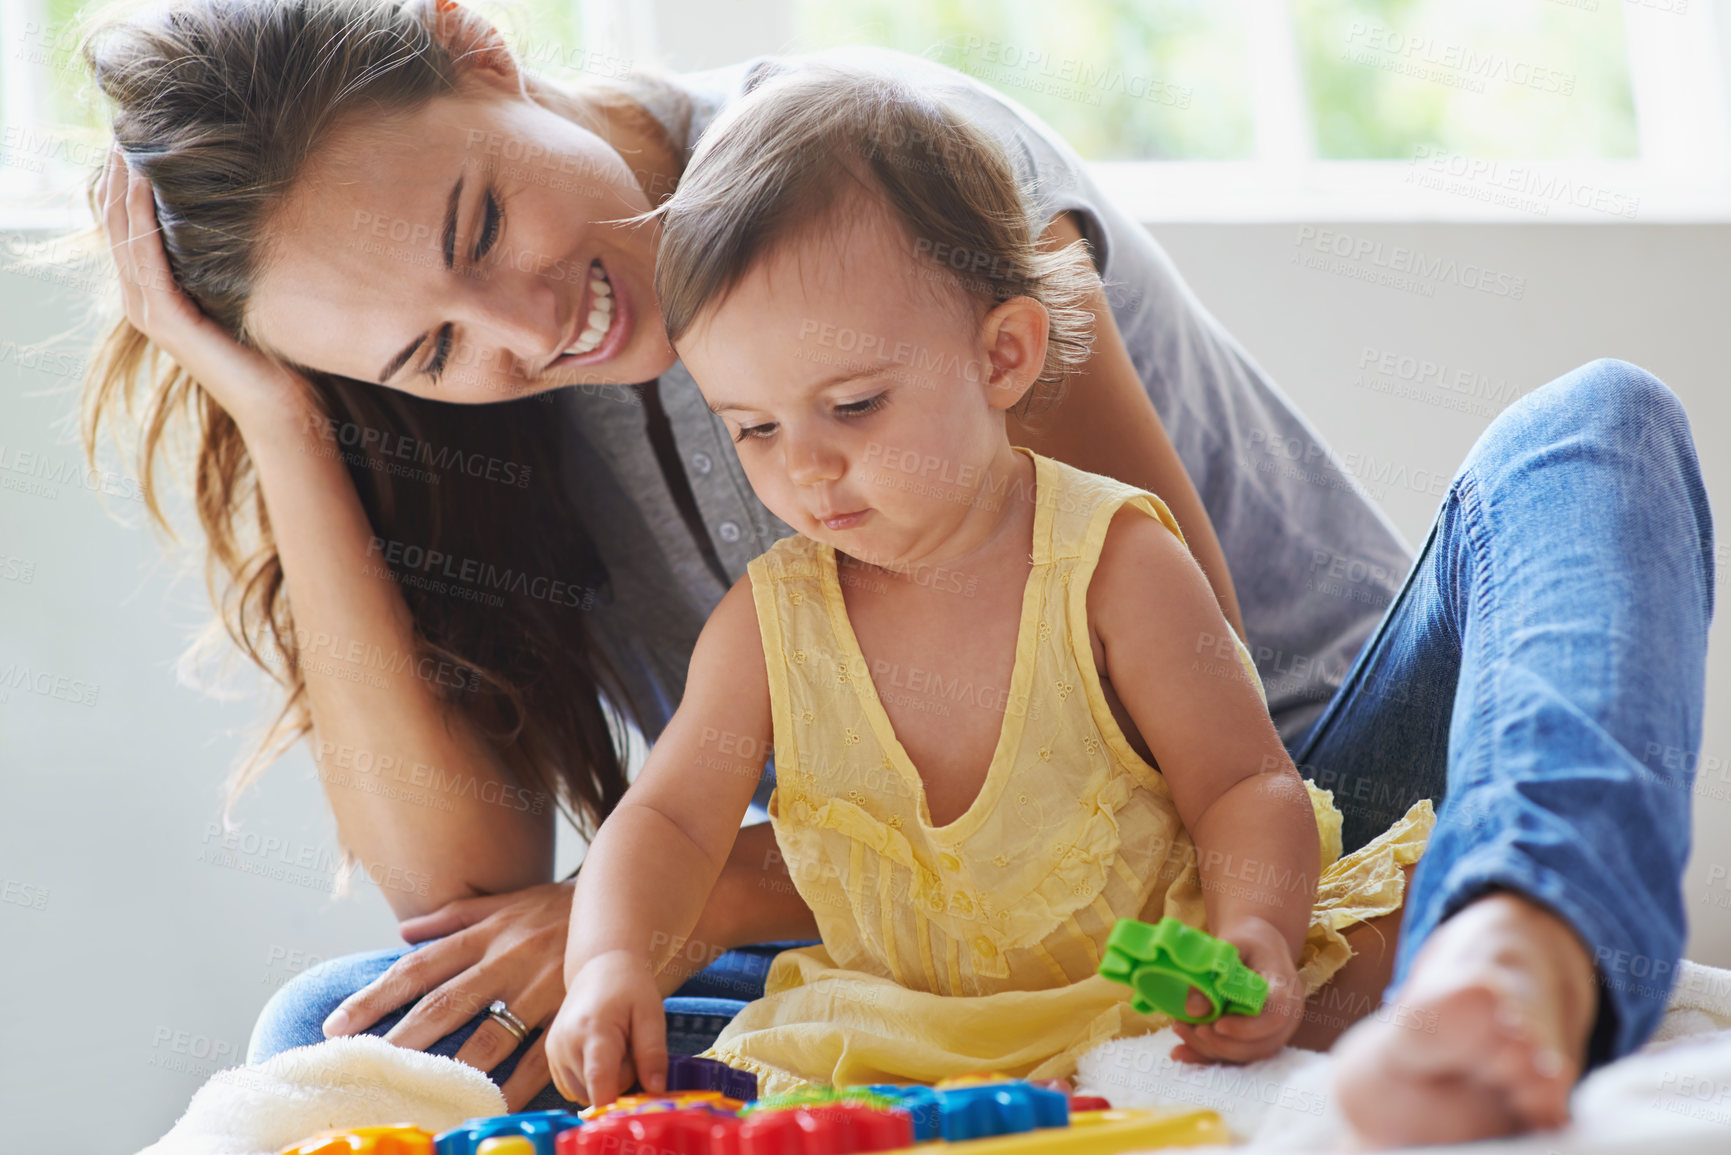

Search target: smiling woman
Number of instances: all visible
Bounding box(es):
[79,0,695,862]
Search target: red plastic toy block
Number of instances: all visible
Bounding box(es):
[559,1107,741,1155]
[736,1103,914,1155]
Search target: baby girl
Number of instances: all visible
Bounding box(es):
[544,64,1432,1106]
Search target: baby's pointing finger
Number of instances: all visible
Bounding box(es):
[583,1034,624,1108]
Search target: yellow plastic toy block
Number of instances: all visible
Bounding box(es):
[474,1138,536,1155]
[931,1107,1229,1155]
[279,1124,436,1155]
[577,1089,747,1120]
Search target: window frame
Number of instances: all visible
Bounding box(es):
[2,0,1728,228]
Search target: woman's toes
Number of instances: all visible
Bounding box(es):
[1335,978,1572,1146]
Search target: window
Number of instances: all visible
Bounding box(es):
[0,0,105,228]
[785,0,1730,220]
[2,0,1727,225]
[796,0,1255,161]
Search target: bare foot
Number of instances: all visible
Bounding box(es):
[1333,890,1599,1148]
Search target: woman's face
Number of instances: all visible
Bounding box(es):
[247,65,678,402]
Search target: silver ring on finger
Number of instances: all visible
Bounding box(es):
[486,998,529,1043]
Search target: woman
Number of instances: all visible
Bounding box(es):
[84,0,1710,1144]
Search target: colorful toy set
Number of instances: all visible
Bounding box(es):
[278,1060,1225,1155]
[282,920,1264,1155]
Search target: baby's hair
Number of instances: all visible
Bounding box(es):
[650,63,1099,416]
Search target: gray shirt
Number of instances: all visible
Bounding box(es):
[557,45,1414,751]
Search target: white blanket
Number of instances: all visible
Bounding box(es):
[1074,959,1731,1152]
[139,962,1731,1155]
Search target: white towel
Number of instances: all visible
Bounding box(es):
[137,1034,506,1155]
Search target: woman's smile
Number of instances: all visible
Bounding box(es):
[546,257,629,370]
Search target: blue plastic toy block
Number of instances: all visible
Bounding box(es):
[433,1110,584,1155]
[937,1082,1068,1141]
[861,1085,944,1141]
[854,1080,1068,1143]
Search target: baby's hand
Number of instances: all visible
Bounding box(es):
[1169,918,1304,1065]
[546,950,667,1106]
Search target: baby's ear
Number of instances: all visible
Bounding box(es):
[411,0,520,86]
[979,295,1051,413]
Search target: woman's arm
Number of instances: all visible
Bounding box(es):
[245,403,555,915]
[102,152,548,918]
[1011,212,1247,643]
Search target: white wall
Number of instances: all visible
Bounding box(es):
[2,220,1728,1152]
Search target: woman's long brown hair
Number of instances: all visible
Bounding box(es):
[74,0,692,856]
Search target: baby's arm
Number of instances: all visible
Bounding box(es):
[1090,506,1320,1060]
[546,573,773,1105]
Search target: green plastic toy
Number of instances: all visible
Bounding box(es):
[1098,917,1269,1024]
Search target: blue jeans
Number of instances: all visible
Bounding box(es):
[247,940,811,1112]
[1287,358,1711,1068]
[250,359,1710,1092]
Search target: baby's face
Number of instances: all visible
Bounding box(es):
[677,204,1031,572]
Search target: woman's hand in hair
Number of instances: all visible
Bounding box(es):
[96,144,316,432]
[320,878,577,1111]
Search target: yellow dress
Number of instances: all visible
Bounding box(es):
[703,446,1434,1096]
